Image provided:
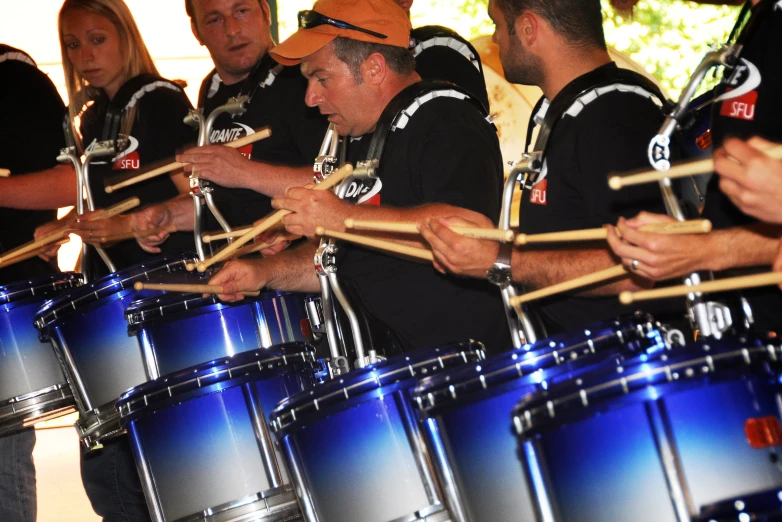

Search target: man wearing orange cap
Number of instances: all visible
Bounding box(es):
[210,0,511,355]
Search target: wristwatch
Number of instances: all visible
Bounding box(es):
[487,243,513,286]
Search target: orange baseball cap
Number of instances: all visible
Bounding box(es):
[271,0,412,66]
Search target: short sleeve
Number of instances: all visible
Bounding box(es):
[569,93,668,223]
[407,99,503,221]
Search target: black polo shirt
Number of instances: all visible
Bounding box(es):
[199,58,327,231]
[80,76,195,272]
[518,63,670,333]
[0,45,62,284]
[338,91,512,355]
[703,0,782,332]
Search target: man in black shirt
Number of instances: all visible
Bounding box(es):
[0,44,65,522]
[418,0,666,334]
[607,0,782,332]
[210,0,511,354]
[134,0,326,252]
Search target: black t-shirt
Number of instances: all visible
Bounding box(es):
[411,26,490,112]
[702,0,782,332]
[338,92,512,355]
[80,76,195,273]
[0,45,63,284]
[199,59,327,232]
[518,63,670,333]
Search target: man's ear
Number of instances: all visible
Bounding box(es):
[361,52,388,86]
[260,0,272,26]
[191,20,204,46]
[515,13,538,46]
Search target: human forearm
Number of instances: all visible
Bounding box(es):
[245,164,313,198]
[701,224,781,271]
[263,241,321,293]
[511,247,644,295]
[0,164,76,209]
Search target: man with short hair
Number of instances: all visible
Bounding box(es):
[210,0,511,354]
[134,0,326,252]
[418,0,671,335]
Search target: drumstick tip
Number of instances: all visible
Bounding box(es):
[202,235,213,243]
[344,218,355,229]
[0,168,10,177]
[196,263,208,273]
[133,281,144,291]
[700,220,713,233]
[315,226,326,236]
[185,263,196,272]
[608,176,622,191]
[619,291,634,305]
[105,186,115,194]
[514,234,527,246]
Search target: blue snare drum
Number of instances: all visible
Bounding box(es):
[34,255,195,448]
[412,314,667,522]
[125,290,314,379]
[271,342,486,522]
[514,335,782,522]
[0,273,83,433]
[117,343,319,522]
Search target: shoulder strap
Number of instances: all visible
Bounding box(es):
[365,80,491,165]
[0,45,36,67]
[100,74,183,141]
[530,66,667,159]
[198,68,220,108]
[410,25,483,74]
[238,54,284,102]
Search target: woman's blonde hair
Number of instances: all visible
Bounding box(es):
[59,0,158,150]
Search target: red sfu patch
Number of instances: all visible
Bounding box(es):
[113,151,140,170]
[720,88,758,121]
[236,143,253,159]
[530,179,548,205]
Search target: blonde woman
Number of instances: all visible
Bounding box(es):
[22,0,194,281]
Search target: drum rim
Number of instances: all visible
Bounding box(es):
[170,485,300,522]
[0,272,83,309]
[270,342,485,434]
[117,342,317,421]
[412,315,661,414]
[512,336,782,437]
[33,255,195,332]
[124,288,302,327]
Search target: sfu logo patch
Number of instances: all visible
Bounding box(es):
[719,89,758,121]
[112,135,140,170]
[530,179,548,205]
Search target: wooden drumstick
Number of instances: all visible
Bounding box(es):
[515,219,712,245]
[0,168,10,177]
[316,227,434,262]
[203,227,252,243]
[344,218,516,242]
[229,235,290,258]
[104,127,272,193]
[0,239,69,269]
[196,163,355,272]
[133,281,260,296]
[608,144,782,190]
[0,197,140,264]
[620,271,782,304]
[509,265,629,306]
[97,225,178,244]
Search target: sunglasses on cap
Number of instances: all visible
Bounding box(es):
[298,10,388,40]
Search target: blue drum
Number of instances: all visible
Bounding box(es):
[125,289,314,379]
[117,343,319,522]
[0,273,83,434]
[271,342,485,522]
[412,314,668,522]
[34,255,195,449]
[513,334,782,522]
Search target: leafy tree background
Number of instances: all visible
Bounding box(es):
[277,0,741,98]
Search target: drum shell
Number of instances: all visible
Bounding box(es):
[126,291,314,379]
[413,316,665,522]
[118,344,317,522]
[0,273,82,431]
[272,343,484,522]
[515,339,782,522]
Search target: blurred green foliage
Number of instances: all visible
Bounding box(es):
[277,0,742,98]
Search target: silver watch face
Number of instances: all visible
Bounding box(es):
[488,266,511,286]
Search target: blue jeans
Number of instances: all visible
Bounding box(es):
[0,428,37,522]
[81,437,151,522]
